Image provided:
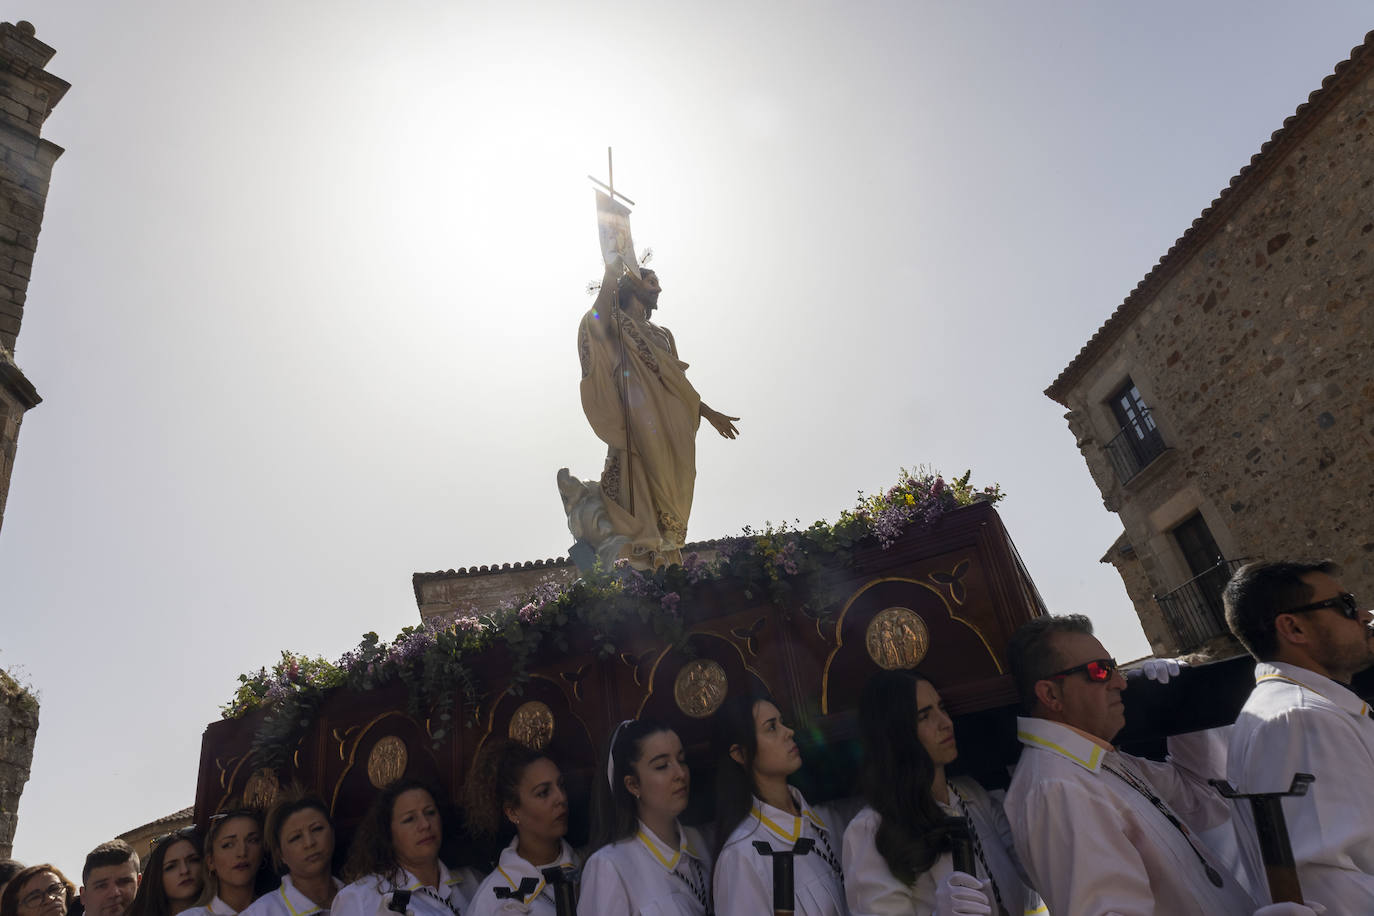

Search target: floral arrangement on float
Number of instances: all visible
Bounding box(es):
[222,467,1002,765]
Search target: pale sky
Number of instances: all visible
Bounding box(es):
[3,0,1369,878]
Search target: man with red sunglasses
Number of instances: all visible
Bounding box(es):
[1002,614,1315,915]
[1225,560,1374,909]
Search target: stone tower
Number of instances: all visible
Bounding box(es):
[0,19,64,858]
[0,20,66,536]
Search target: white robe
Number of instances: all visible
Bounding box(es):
[841,777,1042,916]
[332,864,478,916]
[183,895,242,916]
[241,876,345,916]
[1227,661,1374,909]
[713,787,848,916]
[467,838,579,916]
[578,822,711,915]
[1005,716,1254,915]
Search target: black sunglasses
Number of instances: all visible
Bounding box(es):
[150,826,198,849]
[1047,657,1119,683]
[1279,592,1360,621]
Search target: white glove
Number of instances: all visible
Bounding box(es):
[935,871,991,916]
[1254,903,1326,915]
[1142,657,1183,683]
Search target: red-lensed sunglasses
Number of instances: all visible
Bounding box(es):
[1047,657,1119,683]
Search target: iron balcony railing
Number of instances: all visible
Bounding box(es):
[1104,410,1168,484]
[1155,557,1246,651]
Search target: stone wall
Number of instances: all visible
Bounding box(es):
[1051,37,1374,654]
[0,21,65,536]
[118,807,193,861]
[0,21,67,353]
[414,545,723,620]
[0,669,39,858]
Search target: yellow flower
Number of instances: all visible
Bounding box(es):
[904,494,915,507]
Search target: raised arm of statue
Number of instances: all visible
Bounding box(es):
[589,260,621,335]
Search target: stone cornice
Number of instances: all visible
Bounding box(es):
[0,352,39,409]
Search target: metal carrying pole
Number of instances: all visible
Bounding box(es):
[944,816,976,876]
[541,866,579,916]
[753,838,815,916]
[1210,773,1315,904]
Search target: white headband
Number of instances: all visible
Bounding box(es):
[607,719,635,790]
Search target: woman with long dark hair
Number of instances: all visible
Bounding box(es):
[463,739,577,916]
[126,830,205,916]
[841,670,1034,916]
[580,719,712,914]
[332,778,477,916]
[710,694,846,916]
[241,792,343,916]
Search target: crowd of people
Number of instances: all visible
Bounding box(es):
[2,558,1370,915]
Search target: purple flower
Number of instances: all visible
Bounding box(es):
[682,551,712,585]
[622,569,656,598]
[518,603,538,624]
[661,592,681,614]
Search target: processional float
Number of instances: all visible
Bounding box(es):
[194,154,1327,911]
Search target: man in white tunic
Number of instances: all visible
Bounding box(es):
[1002,614,1313,916]
[80,842,139,916]
[1224,560,1374,909]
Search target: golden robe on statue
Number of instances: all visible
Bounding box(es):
[577,301,702,567]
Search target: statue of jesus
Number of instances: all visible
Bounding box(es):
[558,260,739,570]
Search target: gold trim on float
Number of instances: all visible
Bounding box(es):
[329,711,414,814]
[635,630,773,719]
[333,725,361,761]
[215,754,242,791]
[819,575,1002,714]
[217,754,249,810]
[468,675,596,781]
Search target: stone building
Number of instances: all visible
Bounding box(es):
[0,21,66,536]
[1046,30,1374,656]
[0,668,38,858]
[0,19,63,858]
[118,806,194,860]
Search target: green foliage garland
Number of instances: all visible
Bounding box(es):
[223,467,1002,766]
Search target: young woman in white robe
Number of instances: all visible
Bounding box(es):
[242,794,343,916]
[463,740,579,916]
[710,695,848,916]
[183,811,270,916]
[580,720,712,915]
[125,829,205,916]
[332,779,479,916]
[840,670,1040,916]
